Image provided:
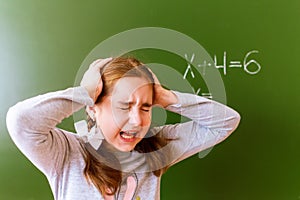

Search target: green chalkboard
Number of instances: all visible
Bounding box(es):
[1,0,299,199]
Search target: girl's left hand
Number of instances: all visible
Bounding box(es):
[80,58,112,102]
[148,68,179,108]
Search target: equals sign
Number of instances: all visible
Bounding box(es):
[201,93,213,99]
[229,61,242,68]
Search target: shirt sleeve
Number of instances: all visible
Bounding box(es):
[152,90,241,166]
[6,86,94,176]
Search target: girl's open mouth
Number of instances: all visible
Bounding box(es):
[119,131,137,142]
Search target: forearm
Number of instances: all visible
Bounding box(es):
[6,86,93,137]
[6,86,93,175]
[154,91,241,165]
[165,91,241,134]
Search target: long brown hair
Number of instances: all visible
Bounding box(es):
[82,57,172,196]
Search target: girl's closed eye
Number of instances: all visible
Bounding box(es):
[140,103,152,113]
[117,102,131,111]
[118,107,149,112]
[119,107,130,111]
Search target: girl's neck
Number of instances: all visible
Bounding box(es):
[101,140,133,155]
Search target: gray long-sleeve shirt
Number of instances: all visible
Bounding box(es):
[6,86,240,200]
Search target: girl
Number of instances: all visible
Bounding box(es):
[6,57,241,200]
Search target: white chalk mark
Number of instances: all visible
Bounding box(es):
[197,61,207,75]
[229,60,242,68]
[201,93,213,99]
[192,87,201,95]
[243,50,261,75]
[214,51,227,75]
[183,53,195,79]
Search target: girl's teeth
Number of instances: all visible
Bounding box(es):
[120,131,136,139]
[121,134,134,139]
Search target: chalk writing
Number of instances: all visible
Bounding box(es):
[243,50,261,75]
[183,54,195,79]
[191,87,212,99]
[216,50,261,75]
[184,50,261,76]
[183,50,261,97]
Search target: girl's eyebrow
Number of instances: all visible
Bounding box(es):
[117,101,152,107]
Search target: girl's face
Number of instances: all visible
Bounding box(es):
[94,77,153,152]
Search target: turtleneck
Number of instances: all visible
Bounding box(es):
[100,141,150,173]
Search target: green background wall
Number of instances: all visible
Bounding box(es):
[1,0,299,199]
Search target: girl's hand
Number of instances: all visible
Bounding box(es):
[80,58,112,102]
[149,68,179,108]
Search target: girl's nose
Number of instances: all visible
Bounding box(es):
[128,108,142,127]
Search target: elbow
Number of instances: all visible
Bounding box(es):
[228,111,241,135]
[215,112,241,143]
[6,106,19,135]
[6,104,29,137]
[234,111,241,128]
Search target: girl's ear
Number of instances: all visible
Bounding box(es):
[86,106,96,121]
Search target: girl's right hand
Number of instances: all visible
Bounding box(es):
[147,68,179,108]
[80,57,112,102]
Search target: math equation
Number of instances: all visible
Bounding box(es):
[184,50,261,76]
[182,50,262,98]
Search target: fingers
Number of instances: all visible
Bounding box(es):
[80,58,112,102]
[89,57,113,69]
[147,68,160,85]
